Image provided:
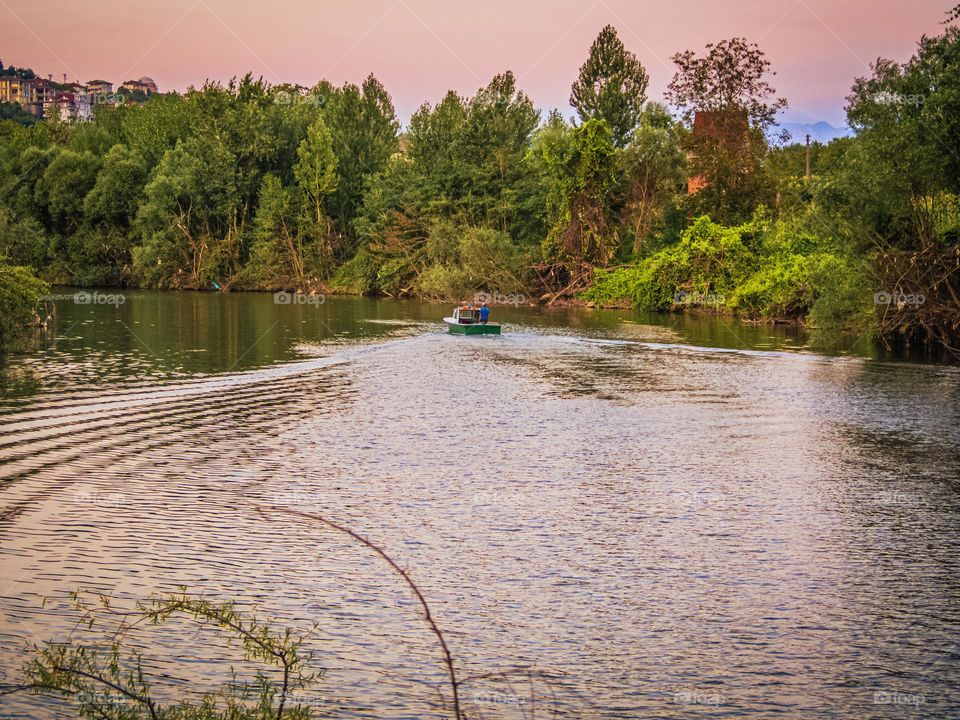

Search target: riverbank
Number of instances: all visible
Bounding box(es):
[36,281,811,325]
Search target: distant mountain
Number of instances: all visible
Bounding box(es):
[775,121,853,144]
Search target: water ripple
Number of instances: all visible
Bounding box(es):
[1,315,959,719]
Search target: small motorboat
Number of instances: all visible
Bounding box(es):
[443,305,501,335]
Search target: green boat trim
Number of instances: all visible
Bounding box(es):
[444,319,501,335]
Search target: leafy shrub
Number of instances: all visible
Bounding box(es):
[0,213,50,272]
[807,253,874,331]
[585,212,871,323]
[728,253,813,318]
[328,247,380,294]
[0,256,48,352]
[425,219,461,266]
[585,214,762,310]
[457,226,530,294]
[376,256,417,296]
[416,263,473,300]
[11,592,324,719]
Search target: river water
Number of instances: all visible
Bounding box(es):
[0,291,958,719]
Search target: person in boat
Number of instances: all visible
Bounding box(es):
[478,303,490,324]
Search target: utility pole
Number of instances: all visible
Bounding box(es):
[805,134,812,180]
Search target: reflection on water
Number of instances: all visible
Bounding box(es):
[0,291,958,719]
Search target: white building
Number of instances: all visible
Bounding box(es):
[64,82,92,120]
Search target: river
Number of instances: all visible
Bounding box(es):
[0,291,958,719]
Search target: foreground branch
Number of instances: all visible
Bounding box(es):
[256,504,463,720]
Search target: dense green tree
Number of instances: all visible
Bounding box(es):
[348,72,541,296]
[66,122,117,155]
[685,121,775,225]
[542,118,620,271]
[244,116,340,289]
[246,174,303,288]
[35,149,100,234]
[841,26,960,248]
[294,115,338,226]
[69,144,151,281]
[120,92,193,168]
[401,73,540,236]
[134,135,240,288]
[84,144,148,230]
[525,111,574,227]
[321,75,399,237]
[0,64,36,79]
[416,224,529,299]
[570,25,649,147]
[666,37,787,131]
[5,146,57,229]
[620,103,687,255]
[665,38,784,224]
[0,211,48,271]
[0,121,37,176]
[828,22,960,350]
[457,71,539,233]
[407,91,468,215]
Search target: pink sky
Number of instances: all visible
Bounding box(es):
[1,0,951,125]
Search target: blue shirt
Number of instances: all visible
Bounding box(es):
[479,306,490,321]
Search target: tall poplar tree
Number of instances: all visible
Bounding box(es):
[294,115,338,226]
[570,25,649,147]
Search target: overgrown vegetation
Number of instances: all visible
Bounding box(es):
[1,11,958,355]
[586,213,872,327]
[2,592,323,719]
[0,254,48,351]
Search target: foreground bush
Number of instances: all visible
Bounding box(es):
[0,256,48,352]
[4,592,323,719]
